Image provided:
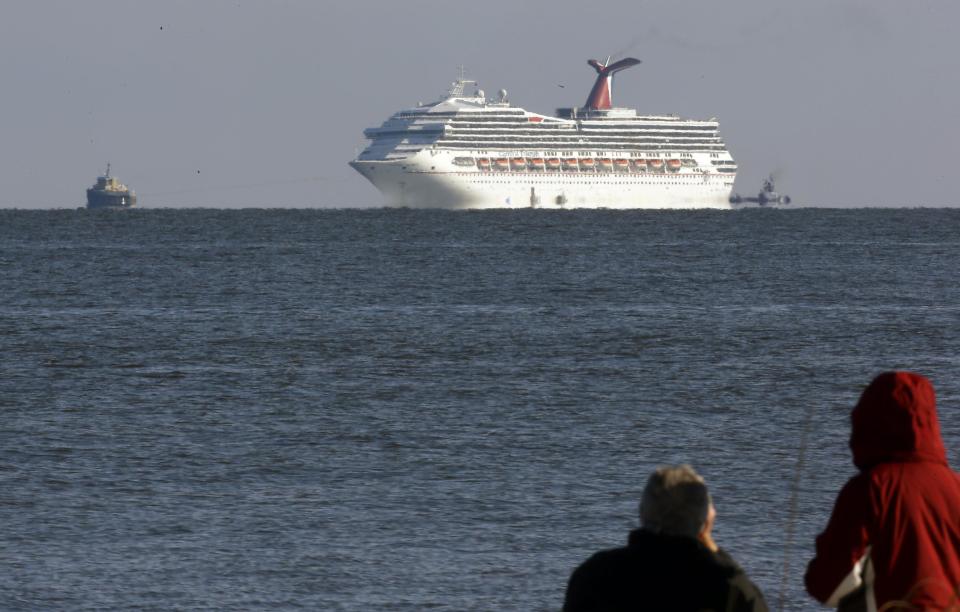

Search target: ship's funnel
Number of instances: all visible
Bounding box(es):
[584,57,641,110]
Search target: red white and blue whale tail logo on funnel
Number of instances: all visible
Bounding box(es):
[584,57,642,110]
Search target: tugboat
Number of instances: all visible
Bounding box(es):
[729,175,790,206]
[86,164,136,209]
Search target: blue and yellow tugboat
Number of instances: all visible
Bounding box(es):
[86,164,136,209]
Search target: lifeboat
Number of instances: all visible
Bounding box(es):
[546,158,561,170]
[667,159,682,172]
[562,158,579,170]
[632,159,648,171]
[648,159,664,172]
[579,158,596,171]
[598,158,613,171]
[613,159,630,171]
[453,156,475,167]
[682,159,698,168]
[511,157,527,170]
[477,158,491,170]
[528,158,546,171]
[494,158,510,170]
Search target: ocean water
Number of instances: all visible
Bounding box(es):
[3,207,960,611]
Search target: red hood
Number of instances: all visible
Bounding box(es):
[850,371,947,470]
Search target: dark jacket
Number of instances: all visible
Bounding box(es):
[563,528,768,612]
[805,371,960,610]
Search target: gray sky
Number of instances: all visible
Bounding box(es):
[1,0,957,208]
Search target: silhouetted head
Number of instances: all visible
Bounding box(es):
[639,464,711,538]
[850,371,947,470]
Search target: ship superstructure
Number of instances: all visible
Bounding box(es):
[350,58,736,209]
[86,164,136,209]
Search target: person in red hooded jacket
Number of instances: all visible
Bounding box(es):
[805,371,960,610]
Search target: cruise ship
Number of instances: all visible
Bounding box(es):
[349,58,737,209]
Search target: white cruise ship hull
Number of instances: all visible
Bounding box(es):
[350,155,734,209]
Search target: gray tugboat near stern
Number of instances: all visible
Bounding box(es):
[730,175,790,206]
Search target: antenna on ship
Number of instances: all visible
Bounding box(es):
[449,64,480,98]
[584,56,641,110]
[105,162,111,177]
[449,65,467,97]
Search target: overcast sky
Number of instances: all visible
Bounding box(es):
[1,0,957,208]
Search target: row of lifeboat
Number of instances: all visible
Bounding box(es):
[472,157,692,173]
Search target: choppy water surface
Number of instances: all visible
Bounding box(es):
[3,208,960,610]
